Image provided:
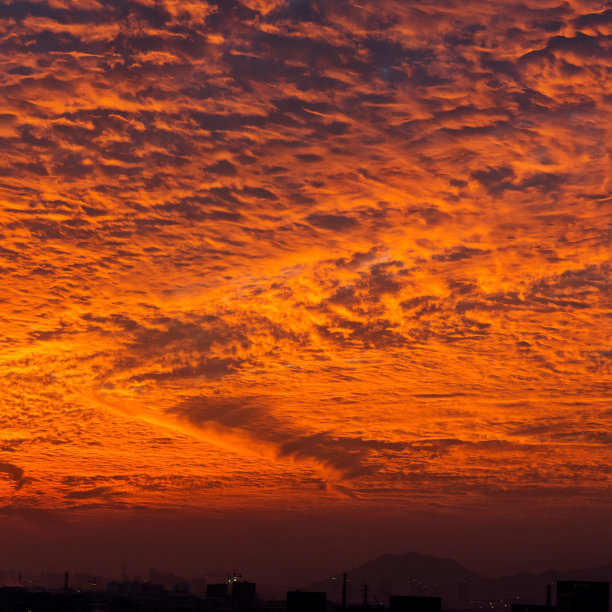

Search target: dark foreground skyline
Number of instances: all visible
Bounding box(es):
[4,550,612,601]
[1,552,612,612]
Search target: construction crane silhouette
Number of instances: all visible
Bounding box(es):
[205,570,243,588]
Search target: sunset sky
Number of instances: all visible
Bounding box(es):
[0,0,611,584]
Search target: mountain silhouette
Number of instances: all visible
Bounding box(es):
[306,552,612,606]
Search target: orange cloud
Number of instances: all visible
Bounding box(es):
[0,0,610,523]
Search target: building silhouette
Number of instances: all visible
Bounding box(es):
[232,581,257,610]
[512,605,556,612]
[557,581,609,612]
[286,590,326,612]
[389,595,442,612]
[207,582,229,598]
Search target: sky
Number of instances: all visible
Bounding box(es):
[0,0,611,586]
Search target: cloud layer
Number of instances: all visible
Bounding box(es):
[0,0,610,516]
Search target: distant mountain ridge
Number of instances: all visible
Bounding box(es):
[306,551,612,606]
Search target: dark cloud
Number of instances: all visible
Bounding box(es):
[296,153,324,163]
[169,395,408,478]
[471,165,516,194]
[307,213,359,231]
[334,247,382,270]
[0,462,25,489]
[64,486,116,500]
[317,317,409,350]
[170,395,272,430]
[575,9,612,30]
[120,316,250,354]
[432,246,491,262]
[129,356,243,382]
[277,432,407,479]
[205,159,238,176]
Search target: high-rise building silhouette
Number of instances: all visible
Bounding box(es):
[232,580,257,610]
